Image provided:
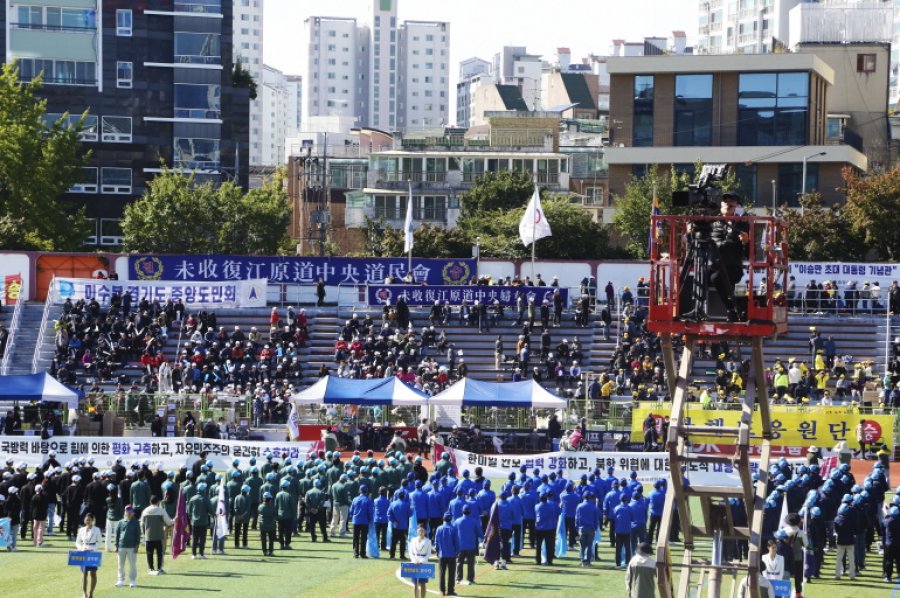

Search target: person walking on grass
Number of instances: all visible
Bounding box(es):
[114,505,140,588]
[188,483,211,559]
[140,495,173,575]
[626,541,657,598]
[258,492,276,557]
[76,513,102,598]
[435,513,459,596]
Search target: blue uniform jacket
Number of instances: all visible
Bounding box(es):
[535,501,559,531]
[427,490,443,519]
[649,488,666,517]
[434,523,459,558]
[497,499,513,530]
[373,496,390,524]
[350,494,375,525]
[603,489,622,519]
[454,514,482,551]
[630,496,648,528]
[448,497,467,520]
[476,489,495,514]
[575,500,601,531]
[388,498,410,530]
[560,490,581,518]
[613,503,633,534]
[509,494,524,525]
[410,489,429,520]
[520,489,538,520]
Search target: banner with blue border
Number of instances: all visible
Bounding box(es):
[68,551,103,568]
[367,284,567,307]
[400,563,435,580]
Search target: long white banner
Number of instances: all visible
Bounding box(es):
[443,446,804,487]
[0,436,314,471]
[53,278,268,309]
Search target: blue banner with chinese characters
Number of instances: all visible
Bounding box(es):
[68,550,103,568]
[53,278,267,309]
[128,255,475,286]
[400,563,435,580]
[367,285,568,306]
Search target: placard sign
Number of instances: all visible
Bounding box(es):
[400,563,435,580]
[68,551,103,568]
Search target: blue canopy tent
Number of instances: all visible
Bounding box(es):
[427,378,567,409]
[0,373,82,406]
[290,375,429,406]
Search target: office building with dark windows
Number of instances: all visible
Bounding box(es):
[0,0,250,247]
[605,53,870,208]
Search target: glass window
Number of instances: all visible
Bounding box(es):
[68,167,98,193]
[174,1,222,12]
[100,219,124,246]
[174,84,221,118]
[735,163,757,204]
[116,62,133,89]
[101,168,132,194]
[777,163,817,207]
[102,117,132,142]
[83,218,98,245]
[674,74,713,146]
[174,138,221,170]
[633,75,654,147]
[174,32,221,64]
[738,72,809,146]
[116,9,132,36]
[17,6,42,26]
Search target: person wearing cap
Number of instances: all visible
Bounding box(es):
[275,480,294,550]
[435,512,459,596]
[349,484,375,558]
[5,486,21,551]
[613,494,634,568]
[232,484,251,550]
[31,483,49,547]
[76,512,102,598]
[129,471,151,518]
[187,483,211,559]
[833,502,857,580]
[453,505,481,585]
[304,479,329,543]
[141,495,173,575]
[534,492,559,565]
[63,475,84,541]
[105,483,124,552]
[625,541,656,598]
[884,505,900,583]
[258,492,276,557]
[329,473,351,538]
[114,505,140,587]
[576,491,601,567]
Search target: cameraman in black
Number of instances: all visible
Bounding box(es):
[710,192,749,322]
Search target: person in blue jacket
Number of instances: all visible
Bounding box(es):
[603,480,623,548]
[613,494,634,568]
[629,486,649,552]
[387,490,410,560]
[497,491,514,564]
[509,485,525,556]
[520,480,538,549]
[465,489,481,521]
[560,482,581,547]
[448,489,467,521]
[534,492,559,565]
[410,481,430,523]
[575,491,601,567]
[349,484,375,558]
[502,472,517,496]
[434,513,459,596]
[627,471,642,495]
[476,481,495,534]
[373,487,391,551]
[454,506,482,586]
[648,479,666,544]
[427,484,444,541]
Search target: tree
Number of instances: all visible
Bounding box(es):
[459,169,534,215]
[842,166,900,260]
[779,194,866,261]
[232,61,258,100]
[122,168,290,255]
[0,62,91,250]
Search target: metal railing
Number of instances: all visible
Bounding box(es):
[0,294,24,375]
[32,278,56,374]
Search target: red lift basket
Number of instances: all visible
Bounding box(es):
[647,215,789,338]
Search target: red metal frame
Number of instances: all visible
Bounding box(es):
[647,215,788,338]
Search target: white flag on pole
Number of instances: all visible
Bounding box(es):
[287,402,300,441]
[215,481,229,539]
[404,181,415,254]
[519,187,552,247]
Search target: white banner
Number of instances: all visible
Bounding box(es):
[787,261,899,290]
[0,436,314,471]
[53,278,267,309]
[446,447,804,488]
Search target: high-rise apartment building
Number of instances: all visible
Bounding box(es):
[301,0,449,132]
[260,65,287,167]
[232,0,264,165]
[285,75,303,139]
[1,0,249,247]
[456,57,491,126]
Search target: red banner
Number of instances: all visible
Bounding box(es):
[3,274,22,305]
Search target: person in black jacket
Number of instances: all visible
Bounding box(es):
[833,503,858,580]
[885,506,900,583]
[5,487,21,551]
[63,475,84,540]
[31,485,49,546]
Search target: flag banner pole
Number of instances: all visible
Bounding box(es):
[532,185,538,280]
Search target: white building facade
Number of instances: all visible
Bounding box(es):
[456,57,491,126]
[285,75,302,139]
[397,20,450,129]
[260,65,287,167]
[233,0,265,165]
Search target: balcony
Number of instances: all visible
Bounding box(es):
[11,22,95,33]
[373,170,449,190]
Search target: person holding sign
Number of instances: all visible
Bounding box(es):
[75,513,102,598]
[409,522,432,598]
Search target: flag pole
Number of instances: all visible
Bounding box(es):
[407,179,413,275]
[532,184,537,281]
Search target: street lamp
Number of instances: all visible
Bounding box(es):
[771,179,777,212]
[800,151,826,213]
[473,236,482,277]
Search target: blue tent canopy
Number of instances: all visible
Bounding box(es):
[428,378,567,409]
[0,373,82,406]
[290,375,429,406]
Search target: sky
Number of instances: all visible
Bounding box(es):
[263,0,700,81]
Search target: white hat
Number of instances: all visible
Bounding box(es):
[8,487,18,494]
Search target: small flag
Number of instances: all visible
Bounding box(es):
[287,403,300,441]
[519,187,552,247]
[404,181,415,254]
[408,506,418,557]
[172,489,189,559]
[215,482,229,539]
[482,503,501,564]
[367,521,380,558]
[554,511,568,558]
[819,455,838,479]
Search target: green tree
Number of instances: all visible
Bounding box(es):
[232,61,258,100]
[122,168,290,255]
[0,62,90,250]
[842,166,900,260]
[459,169,534,215]
[779,193,866,261]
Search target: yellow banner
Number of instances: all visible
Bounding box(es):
[631,404,894,447]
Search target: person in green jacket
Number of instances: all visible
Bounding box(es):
[181,473,197,503]
[297,470,311,533]
[105,484,124,553]
[187,483,211,559]
[246,467,263,531]
[305,480,329,543]
[129,472,151,517]
[260,473,277,506]
[232,485,251,549]
[258,492,276,557]
[329,474,351,537]
[275,480,294,550]
[115,506,140,588]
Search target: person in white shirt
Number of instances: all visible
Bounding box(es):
[737,572,775,598]
[761,539,784,581]
[409,522,432,598]
[76,513,103,598]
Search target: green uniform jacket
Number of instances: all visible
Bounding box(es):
[106,495,124,523]
[345,479,359,501]
[257,502,276,532]
[181,481,197,503]
[246,476,263,505]
[188,493,212,527]
[233,494,251,521]
[129,480,151,511]
[297,477,313,502]
[260,482,276,504]
[304,488,326,512]
[115,517,141,549]
[330,481,351,507]
[326,466,343,490]
[226,480,243,509]
[275,490,295,519]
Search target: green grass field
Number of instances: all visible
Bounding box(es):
[3,523,895,598]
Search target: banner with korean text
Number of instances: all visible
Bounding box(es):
[127,255,475,286]
[52,278,267,309]
[367,284,568,307]
[0,436,314,471]
[444,446,803,487]
[631,404,893,448]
